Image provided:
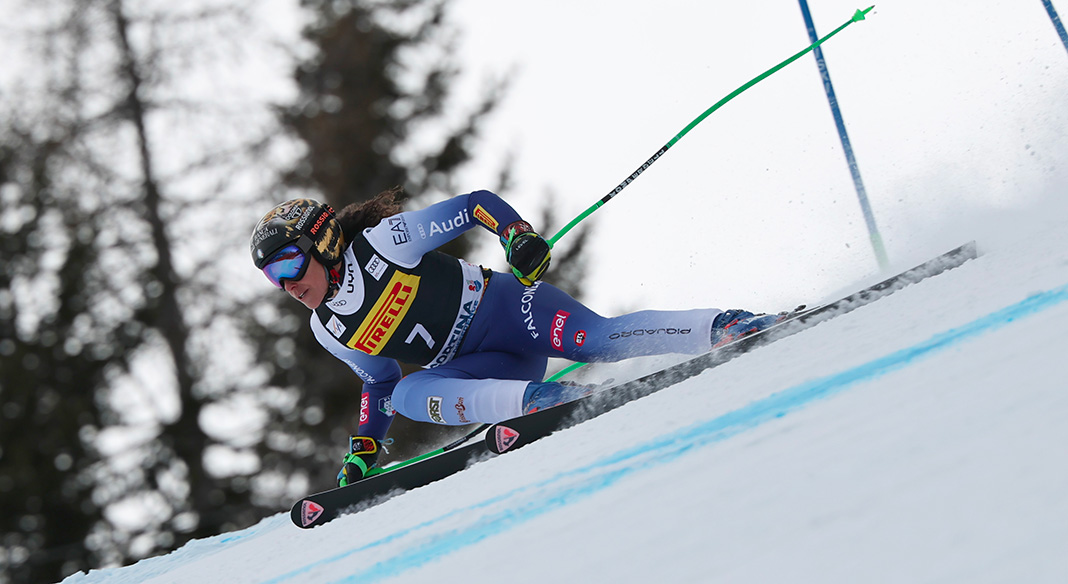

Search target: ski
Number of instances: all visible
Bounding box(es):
[290,241,977,528]
[487,241,979,454]
[291,438,491,528]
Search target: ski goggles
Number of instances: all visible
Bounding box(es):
[261,243,310,288]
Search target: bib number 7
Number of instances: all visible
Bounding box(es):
[405,323,435,349]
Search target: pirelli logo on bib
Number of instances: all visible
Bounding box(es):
[348,272,420,354]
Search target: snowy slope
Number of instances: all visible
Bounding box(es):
[61,213,1068,583]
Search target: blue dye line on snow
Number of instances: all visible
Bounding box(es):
[262,284,1068,584]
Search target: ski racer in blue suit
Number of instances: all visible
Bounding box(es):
[250,189,779,485]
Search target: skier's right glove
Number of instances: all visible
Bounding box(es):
[500,220,551,286]
[337,436,381,487]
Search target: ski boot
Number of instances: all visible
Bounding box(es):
[709,309,783,348]
[522,381,597,414]
[337,436,381,487]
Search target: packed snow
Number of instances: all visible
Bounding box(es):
[60,206,1068,583]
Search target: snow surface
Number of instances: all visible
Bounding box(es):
[61,211,1068,583]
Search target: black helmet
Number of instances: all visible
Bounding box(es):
[250,198,344,270]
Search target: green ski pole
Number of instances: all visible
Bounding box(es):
[548,6,874,247]
[363,423,490,478]
[545,6,875,383]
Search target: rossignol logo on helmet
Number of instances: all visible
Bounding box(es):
[293,207,315,230]
[309,211,330,235]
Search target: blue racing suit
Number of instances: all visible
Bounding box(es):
[308,190,721,440]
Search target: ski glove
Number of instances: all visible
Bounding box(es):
[337,436,381,487]
[500,220,551,286]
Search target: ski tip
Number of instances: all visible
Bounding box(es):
[853,6,875,22]
[292,499,326,528]
[493,425,521,453]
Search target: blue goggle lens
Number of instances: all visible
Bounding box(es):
[261,244,308,288]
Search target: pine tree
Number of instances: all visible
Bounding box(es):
[1,1,300,580]
[0,1,594,581]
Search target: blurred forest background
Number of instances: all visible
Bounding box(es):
[0,0,591,582]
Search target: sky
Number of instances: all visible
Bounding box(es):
[446,0,1068,316]
[59,150,1068,583]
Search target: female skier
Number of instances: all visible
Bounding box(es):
[250,189,780,485]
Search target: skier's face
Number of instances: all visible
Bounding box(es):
[283,255,328,310]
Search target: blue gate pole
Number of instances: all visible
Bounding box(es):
[1042,0,1068,55]
[798,0,889,271]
